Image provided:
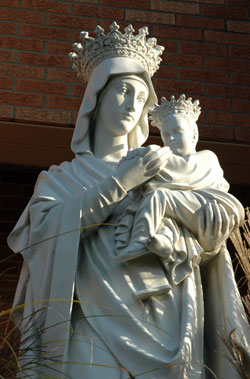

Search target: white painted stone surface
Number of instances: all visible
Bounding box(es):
[8,25,250,378]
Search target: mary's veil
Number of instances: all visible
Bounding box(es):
[71,56,158,155]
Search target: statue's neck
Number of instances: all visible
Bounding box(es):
[93,123,128,162]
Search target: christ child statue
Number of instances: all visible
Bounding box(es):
[115,95,240,300]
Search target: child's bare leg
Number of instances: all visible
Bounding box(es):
[147,217,180,262]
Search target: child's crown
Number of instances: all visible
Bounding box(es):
[150,94,201,128]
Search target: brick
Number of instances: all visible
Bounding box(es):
[164,52,203,68]
[0,0,19,6]
[74,4,123,19]
[0,22,18,35]
[16,106,71,126]
[206,57,250,73]
[47,67,81,83]
[205,30,250,46]
[0,77,12,90]
[0,36,44,52]
[208,111,250,127]
[125,9,176,24]
[201,0,224,3]
[199,96,232,111]
[0,63,44,79]
[229,46,250,60]
[100,0,147,6]
[202,5,249,19]
[228,20,250,34]
[154,78,205,95]
[0,105,13,120]
[0,195,28,210]
[0,8,44,25]
[198,124,234,142]
[0,183,24,197]
[235,128,250,144]
[47,14,97,30]
[179,68,228,83]
[151,0,199,14]
[231,73,250,86]
[1,209,21,222]
[0,232,8,247]
[230,46,250,60]
[157,39,176,53]
[207,84,250,99]
[21,0,72,14]
[0,273,20,289]
[47,41,72,54]
[153,25,202,41]
[72,84,86,97]
[0,92,42,107]
[46,95,81,111]
[16,79,68,95]
[178,41,227,57]
[0,50,15,63]
[0,247,22,262]
[226,0,250,6]
[177,15,225,30]
[73,0,97,2]
[234,100,250,114]
[72,0,97,2]
[20,25,71,41]
[155,65,177,79]
[71,110,78,125]
[18,52,69,69]
[149,124,161,136]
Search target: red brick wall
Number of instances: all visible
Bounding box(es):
[0,0,250,143]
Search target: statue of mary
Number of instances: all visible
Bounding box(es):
[8,22,250,378]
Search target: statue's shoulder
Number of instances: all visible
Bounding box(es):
[34,158,78,192]
[196,149,219,163]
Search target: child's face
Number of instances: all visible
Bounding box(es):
[160,113,197,156]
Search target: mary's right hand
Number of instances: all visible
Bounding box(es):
[114,145,171,192]
[197,201,236,252]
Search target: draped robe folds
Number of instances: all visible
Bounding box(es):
[114,150,245,300]
[8,153,250,378]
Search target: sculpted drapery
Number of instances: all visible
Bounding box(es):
[8,24,250,379]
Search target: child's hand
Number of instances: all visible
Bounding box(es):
[118,145,160,167]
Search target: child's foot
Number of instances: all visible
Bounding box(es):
[115,242,147,263]
[147,234,173,260]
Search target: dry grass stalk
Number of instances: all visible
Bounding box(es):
[224,207,250,378]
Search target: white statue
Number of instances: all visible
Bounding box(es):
[7,23,250,378]
[114,95,244,302]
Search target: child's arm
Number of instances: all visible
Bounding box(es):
[150,149,228,191]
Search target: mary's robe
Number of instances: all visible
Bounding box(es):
[8,153,250,378]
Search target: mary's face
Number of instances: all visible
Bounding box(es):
[96,75,149,136]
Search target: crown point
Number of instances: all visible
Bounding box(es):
[80,31,88,39]
[70,22,164,82]
[110,21,120,31]
[124,24,135,35]
[139,26,149,36]
[150,94,201,127]
[95,25,105,36]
